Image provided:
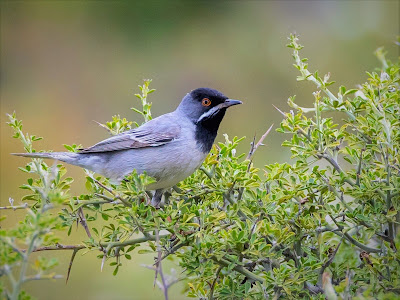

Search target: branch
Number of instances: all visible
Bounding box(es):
[154,227,169,300]
[224,184,250,221]
[327,222,381,254]
[318,238,343,285]
[92,178,131,207]
[155,241,189,265]
[305,282,324,295]
[78,207,92,239]
[23,274,63,283]
[321,175,353,212]
[101,234,170,249]
[209,265,223,300]
[199,166,213,180]
[246,124,274,160]
[32,244,85,252]
[0,204,29,210]
[211,256,264,283]
[320,153,356,187]
[355,149,364,186]
[30,234,170,253]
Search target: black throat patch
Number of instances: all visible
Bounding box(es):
[194,109,227,153]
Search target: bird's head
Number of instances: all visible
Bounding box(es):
[177,88,242,125]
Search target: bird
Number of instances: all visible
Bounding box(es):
[12,88,242,206]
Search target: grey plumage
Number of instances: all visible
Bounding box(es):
[12,88,242,206]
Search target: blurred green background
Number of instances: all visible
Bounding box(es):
[1,1,398,299]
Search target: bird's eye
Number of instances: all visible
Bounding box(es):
[202,98,211,107]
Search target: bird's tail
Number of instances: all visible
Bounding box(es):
[12,152,80,165]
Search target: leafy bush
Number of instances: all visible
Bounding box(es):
[1,35,399,299]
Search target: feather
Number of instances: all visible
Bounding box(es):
[79,114,181,153]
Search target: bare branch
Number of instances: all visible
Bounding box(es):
[209,265,223,300]
[154,227,169,300]
[78,207,92,239]
[23,274,63,283]
[0,203,29,210]
[272,104,286,118]
[246,124,274,160]
[318,238,343,285]
[32,244,85,252]
[28,234,170,254]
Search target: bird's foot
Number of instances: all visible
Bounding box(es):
[151,189,164,208]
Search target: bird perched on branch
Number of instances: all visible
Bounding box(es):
[13,88,242,206]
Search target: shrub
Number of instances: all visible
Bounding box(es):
[1,35,399,299]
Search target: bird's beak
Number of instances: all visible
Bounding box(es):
[222,99,243,108]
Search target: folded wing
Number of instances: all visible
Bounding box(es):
[79,115,181,153]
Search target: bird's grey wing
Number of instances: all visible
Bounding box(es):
[79,115,181,153]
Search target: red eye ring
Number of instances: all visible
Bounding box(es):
[202,98,211,107]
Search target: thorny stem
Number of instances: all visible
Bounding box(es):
[29,234,170,253]
[246,124,274,160]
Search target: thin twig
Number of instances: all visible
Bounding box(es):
[246,134,257,162]
[272,104,286,118]
[32,244,86,252]
[73,198,118,206]
[246,124,274,160]
[93,193,121,204]
[28,234,170,253]
[224,183,250,221]
[329,221,380,253]
[0,204,29,210]
[209,265,223,300]
[355,149,364,186]
[318,238,343,285]
[211,256,264,283]
[78,207,92,239]
[92,178,131,207]
[343,268,352,300]
[23,274,63,283]
[237,125,273,203]
[154,226,169,300]
[321,176,353,212]
[155,241,189,265]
